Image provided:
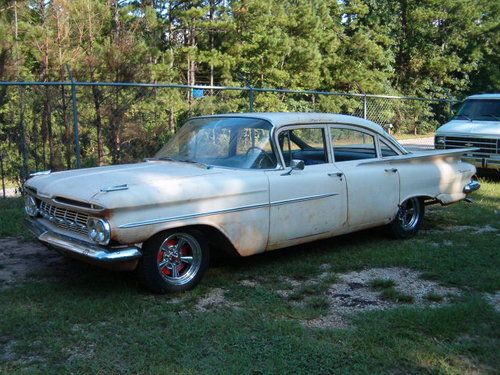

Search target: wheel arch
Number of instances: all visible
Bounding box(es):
[400,193,438,206]
[147,224,240,258]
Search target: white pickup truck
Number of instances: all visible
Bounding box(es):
[435,93,500,172]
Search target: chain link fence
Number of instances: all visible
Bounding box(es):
[0,81,458,196]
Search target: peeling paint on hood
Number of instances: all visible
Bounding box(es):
[25,161,223,207]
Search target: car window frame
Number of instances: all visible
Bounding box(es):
[275,124,332,168]
[327,124,380,163]
[377,137,401,158]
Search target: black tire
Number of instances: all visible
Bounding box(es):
[138,229,209,293]
[387,197,425,239]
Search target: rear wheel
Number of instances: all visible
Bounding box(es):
[138,229,209,293]
[387,197,424,239]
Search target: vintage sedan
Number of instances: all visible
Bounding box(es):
[24,113,480,293]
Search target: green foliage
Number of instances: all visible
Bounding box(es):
[425,292,445,302]
[0,0,497,181]
[0,181,498,373]
[381,287,415,304]
[369,278,396,289]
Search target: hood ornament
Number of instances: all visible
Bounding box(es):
[100,184,129,192]
[29,170,51,177]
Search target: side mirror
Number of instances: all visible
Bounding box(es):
[282,159,305,175]
[290,159,305,170]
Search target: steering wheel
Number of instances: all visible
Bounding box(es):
[244,146,275,169]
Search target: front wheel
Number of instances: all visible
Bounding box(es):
[138,229,209,293]
[387,197,424,239]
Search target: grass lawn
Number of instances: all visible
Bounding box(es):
[0,179,498,374]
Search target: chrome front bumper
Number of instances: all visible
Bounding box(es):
[463,180,481,194]
[25,218,142,265]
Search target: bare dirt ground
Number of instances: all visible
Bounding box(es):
[1,238,498,325]
[1,188,21,198]
[0,237,75,286]
[305,267,460,329]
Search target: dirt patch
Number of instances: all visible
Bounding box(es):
[425,225,498,235]
[0,339,43,365]
[64,343,96,363]
[0,237,75,286]
[238,279,261,288]
[301,267,460,329]
[448,225,498,234]
[195,288,239,311]
[483,291,500,312]
[0,339,17,362]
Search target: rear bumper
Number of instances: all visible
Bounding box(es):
[25,218,142,269]
[463,180,481,194]
[461,156,500,171]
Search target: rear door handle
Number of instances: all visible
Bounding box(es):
[328,172,344,180]
[384,168,398,173]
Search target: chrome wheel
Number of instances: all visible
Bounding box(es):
[156,233,202,286]
[397,198,420,231]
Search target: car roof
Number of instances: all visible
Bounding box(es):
[466,93,500,100]
[197,112,387,134]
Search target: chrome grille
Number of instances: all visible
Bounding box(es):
[443,136,498,156]
[38,200,89,235]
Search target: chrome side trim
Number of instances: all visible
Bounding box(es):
[119,202,270,228]
[270,192,339,206]
[119,192,339,229]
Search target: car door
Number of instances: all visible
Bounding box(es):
[329,125,400,228]
[265,125,347,248]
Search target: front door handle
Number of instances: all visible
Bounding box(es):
[384,168,398,173]
[328,172,344,180]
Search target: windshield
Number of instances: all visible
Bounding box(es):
[455,99,500,121]
[155,117,277,169]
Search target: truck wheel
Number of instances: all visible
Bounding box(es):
[138,229,209,293]
[388,197,424,239]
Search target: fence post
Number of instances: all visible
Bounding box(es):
[249,86,254,112]
[0,154,5,199]
[363,94,367,120]
[19,86,29,181]
[66,65,81,168]
[238,74,254,112]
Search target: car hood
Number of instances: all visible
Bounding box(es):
[436,120,500,137]
[26,161,224,206]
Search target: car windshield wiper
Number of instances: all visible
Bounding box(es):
[453,114,472,121]
[477,114,500,121]
[157,157,211,169]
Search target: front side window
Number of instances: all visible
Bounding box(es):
[155,117,277,169]
[279,127,328,167]
[330,127,377,161]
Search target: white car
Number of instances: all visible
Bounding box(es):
[24,113,480,293]
[435,93,499,172]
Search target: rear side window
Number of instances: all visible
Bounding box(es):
[330,128,377,162]
[279,127,328,167]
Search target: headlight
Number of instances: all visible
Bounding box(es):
[435,136,445,149]
[87,218,111,245]
[24,195,39,217]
